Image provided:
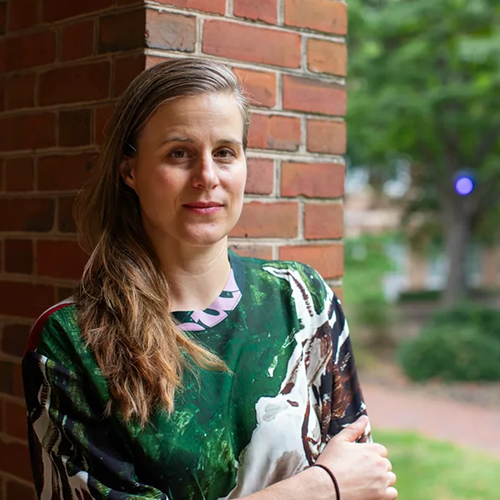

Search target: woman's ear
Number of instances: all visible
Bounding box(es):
[119,156,137,191]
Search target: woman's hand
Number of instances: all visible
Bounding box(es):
[314,416,398,500]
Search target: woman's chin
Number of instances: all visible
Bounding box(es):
[180,228,229,248]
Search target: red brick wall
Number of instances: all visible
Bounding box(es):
[0,0,347,494]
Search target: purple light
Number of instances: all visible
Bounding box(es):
[455,176,474,196]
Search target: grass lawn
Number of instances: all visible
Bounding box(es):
[375,430,500,500]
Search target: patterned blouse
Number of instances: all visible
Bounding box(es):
[23,251,369,500]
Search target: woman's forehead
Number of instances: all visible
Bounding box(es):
[140,93,245,142]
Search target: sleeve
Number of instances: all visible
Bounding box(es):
[317,293,372,444]
[23,350,169,500]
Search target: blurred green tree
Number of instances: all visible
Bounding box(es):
[347,0,500,307]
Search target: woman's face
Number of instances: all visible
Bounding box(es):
[121,92,247,252]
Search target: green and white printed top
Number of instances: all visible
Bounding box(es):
[23,251,369,500]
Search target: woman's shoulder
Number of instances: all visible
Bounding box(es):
[235,251,328,287]
[233,251,335,308]
[24,297,83,367]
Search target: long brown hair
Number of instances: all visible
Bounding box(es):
[74,58,249,426]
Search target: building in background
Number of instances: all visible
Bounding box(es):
[344,165,500,301]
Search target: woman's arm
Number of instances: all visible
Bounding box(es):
[321,293,371,441]
[241,417,396,500]
[23,350,168,500]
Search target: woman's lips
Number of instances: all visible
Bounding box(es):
[183,202,224,215]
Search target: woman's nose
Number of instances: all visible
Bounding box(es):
[192,152,219,190]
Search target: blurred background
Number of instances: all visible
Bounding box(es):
[345,1,500,498]
[0,0,499,497]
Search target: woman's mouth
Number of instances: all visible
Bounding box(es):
[183,202,224,214]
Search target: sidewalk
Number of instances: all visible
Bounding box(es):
[363,383,500,458]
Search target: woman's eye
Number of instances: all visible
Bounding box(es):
[168,149,190,159]
[215,148,235,159]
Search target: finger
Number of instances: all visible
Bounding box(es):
[374,443,389,457]
[385,486,398,499]
[385,458,392,472]
[333,415,369,443]
[387,472,397,487]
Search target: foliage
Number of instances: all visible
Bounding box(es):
[397,289,442,303]
[347,0,500,305]
[430,303,500,341]
[397,304,500,381]
[376,430,500,500]
[348,0,500,181]
[397,288,499,303]
[344,233,398,346]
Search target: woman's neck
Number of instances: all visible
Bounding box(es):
[158,240,231,312]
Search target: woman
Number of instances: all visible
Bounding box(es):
[23,58,397,500]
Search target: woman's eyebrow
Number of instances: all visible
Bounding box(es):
[217,138,243,147]
[159,136,243,147]
[160,135,194,146]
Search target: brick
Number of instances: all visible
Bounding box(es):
[283,75,346,116]
[232,67,276,108]
[304,203,343,240]
[2,324,31,357]
[61,19,95,61]
[13,363,24,397]
[145,55,173,69]
[146,10,196,52]
[245,158,274,195]
[234,0,277,24]
[38,153,95,191]
[5,481,35,500]
[0,2,5,35]
[281,162,345,198]
[3,30,56,72]
[155,0,225,14]
[94,104,115,144]
[284,0,348,35]
[5,72,36,110]
[0,360,13,394]
[229,245,273,260]
[43,0,113,22]
[0,198,55,232]
[7,0,38,32]
[58,195,77,233]
[36,240,88,280]
[231,201,298,238]
[99,9,145,54]
[279,244,344,279]
[0,440,31,481]
[113,54,145,97]
[4,401,28,440]
[59,109,92,147]
[56,285,75,302]
[203,20,301,69]
[39,61,110,106]
[0,282,54,317]
[0,113,56,151]
[248,114,301,151]
[0,39,5,73]
[5,157,34,192]
[0,76,5,112]
[331,286,343,302]
[5,239,33,274]
[307,119,346,155]
[307,38,347,76]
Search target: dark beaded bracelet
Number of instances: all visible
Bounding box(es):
[314,464,341,500]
